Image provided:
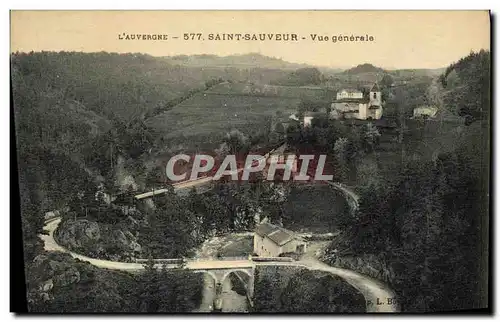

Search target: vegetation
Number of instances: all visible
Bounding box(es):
[283,185,349,233]
[253,267,365,312]
[272,67,324,86]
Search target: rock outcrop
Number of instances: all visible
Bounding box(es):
[56,218,142,260]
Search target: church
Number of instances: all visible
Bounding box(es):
[330,83,383,120]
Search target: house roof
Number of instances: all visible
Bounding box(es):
[303,111,326,117]
[255,222,300,246]
[255,222,276,237]
[371,83,380,92]
[339,88,363,94]
[332,97,369,104]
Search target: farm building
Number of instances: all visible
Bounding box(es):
[413,105,438,118]
[302,111,327,127]
[253,221,307,257]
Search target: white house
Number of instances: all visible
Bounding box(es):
[336,88,364,100]
[330,83,383,120]
[254,221,307,257]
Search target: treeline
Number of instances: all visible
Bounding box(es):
[271,67,324,86]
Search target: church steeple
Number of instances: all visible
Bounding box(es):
[369,82,382,107]
[370,82,380,92]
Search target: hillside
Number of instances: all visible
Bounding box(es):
[321,50,490,312]
[164,52,309,70]
[438,49,490,121]
[11,51,316,263]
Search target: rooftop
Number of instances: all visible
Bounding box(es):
[371,83,380,92]
[332,97,370,103]
[338,88,363,94]
[255,222,300,246]
[303,111,326,117]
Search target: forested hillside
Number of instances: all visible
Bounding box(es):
[322,50,490,312]
[438,50,490,122]
[26,252,203,312]
[10,51,289,249]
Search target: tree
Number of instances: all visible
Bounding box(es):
[361,122,381,152]
[223,129,249,154]
[253,275,280,312]
[333,137,349,182]
[380,74,394,88]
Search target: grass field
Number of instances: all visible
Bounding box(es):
[205,82,334,100]
[146,92,300,140]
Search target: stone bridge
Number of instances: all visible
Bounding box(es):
[186,257,256,306]
[193,266,255,306]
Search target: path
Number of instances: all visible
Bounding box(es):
[133,142,287,200]
[41,217,399,312]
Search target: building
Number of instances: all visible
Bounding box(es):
[330,83,383,120]
[304,115,314,127]
[254,221,307,257]
[336,88,364,100]
[303,111,326,127]
[413,105,438,119]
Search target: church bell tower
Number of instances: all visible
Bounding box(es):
[369,83,382,107]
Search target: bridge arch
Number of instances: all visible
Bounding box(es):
[203,271,218,286]
[220,268,252,286]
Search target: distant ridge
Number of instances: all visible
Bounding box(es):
[343,63,386,75]
[164,53,313,70]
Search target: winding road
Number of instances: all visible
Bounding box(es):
[41,211,398,312]
[40,142,397,312]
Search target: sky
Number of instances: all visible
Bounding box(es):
[10,10,490,69]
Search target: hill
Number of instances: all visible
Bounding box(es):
[164,53,309,70]
[343,63,386,75]
[10,51,307,220]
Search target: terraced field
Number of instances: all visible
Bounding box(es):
[146,92,300,139]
